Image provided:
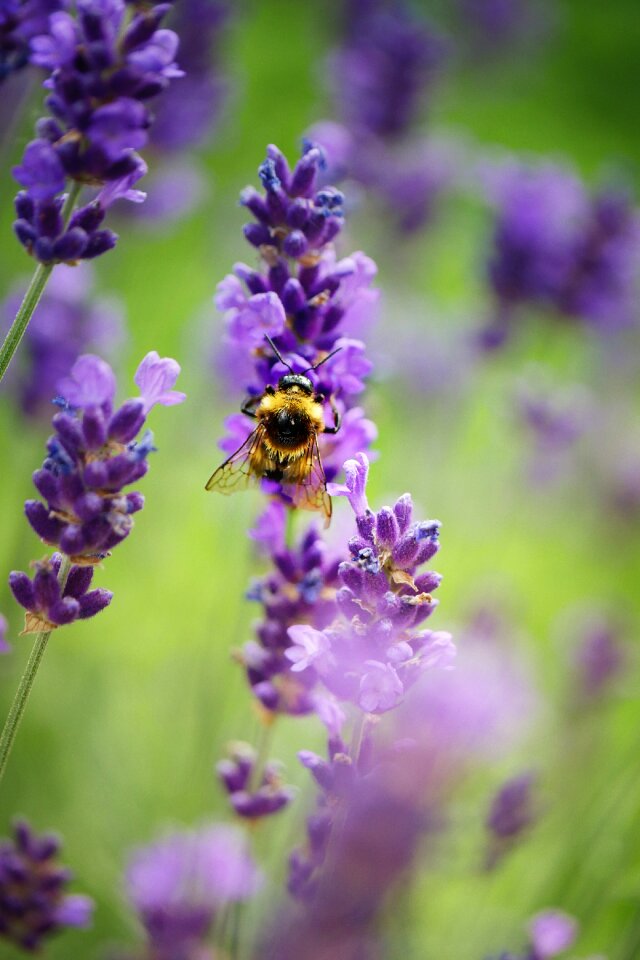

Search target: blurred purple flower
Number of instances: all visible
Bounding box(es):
[127,823,261,957]
[0,613,10,653]
[0,819,93,952]
[528,910,578,959]
[328,0,446,142]
[479,160,640,345]
[572,611,626,701]
[1,263,125,419]
[0,0,65,81]
[485,771,537,868]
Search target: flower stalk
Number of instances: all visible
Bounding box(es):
[0,555,70,787]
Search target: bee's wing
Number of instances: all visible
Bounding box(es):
[205,425,266,494]
[283,432,332,525]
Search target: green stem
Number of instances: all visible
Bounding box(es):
[0,556,71,787]
[0,180,82,385]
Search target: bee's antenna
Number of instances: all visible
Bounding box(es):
[265,335,295,374]
[305,346,342,374]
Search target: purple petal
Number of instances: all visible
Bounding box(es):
[58,355,116,409]
[134,351,186,413]
[53,894,94,928]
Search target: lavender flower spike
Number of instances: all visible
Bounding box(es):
[213,142,378,502]
[0,819,93,952]
[9,553,112,634]
[291,454,451,723]
[126,823,262,959]
[11,0,184,265]
[17,351,185,567]
[528,910,578,959]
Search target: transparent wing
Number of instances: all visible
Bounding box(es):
[205,425,266,494]
[284,433,332,525]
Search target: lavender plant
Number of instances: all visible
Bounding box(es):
[0,0,182,383]
[214,142,377,487]
[0,0,64,82]
[0,819,93,952]
[122,824,261,960]
[309,0,453,236]
[0,351,185,783]
[478,161,640,348]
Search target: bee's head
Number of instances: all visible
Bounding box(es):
[278,373,314,394]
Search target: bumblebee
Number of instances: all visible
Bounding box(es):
[205,338,341,524]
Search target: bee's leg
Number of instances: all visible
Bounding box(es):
[241,395,261,419]
[323,397,341,435]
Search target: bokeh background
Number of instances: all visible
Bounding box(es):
[1,0,640,956]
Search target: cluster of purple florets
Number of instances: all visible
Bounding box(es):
[481,163,640,346]
[285,453,454,720]
[241,501,341,717]
[307,0,452,235]
[0,820,93,952]
[331,0,445,143]
[9,552,112,633]
[150,0,229,155]
[216,142,377,484]
[124,824,261,960]
[217,741,295,820]
[0,0,63,81]
[8,351,185,631]
[12,0,182,263]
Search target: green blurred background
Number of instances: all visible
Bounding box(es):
[1,1,639,956]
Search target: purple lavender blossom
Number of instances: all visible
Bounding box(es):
[0,613,9,653]
[12,0,183,263]
[287,452,455,721]
[0,264,125,418]
[214,144,378,489]
[514,371,591,485]
[217,742,295,819]
[149,0,229,153]
[9,352,184,625]
[269,739,438,954]
[0,0,64,81]
[572,612,625,701]
[328,0,446,143]
[0,819,93,952]
[485,771,537,868]
[9,552,112,634]
[306,0,451,237]
[454,0,543,58]
[528,911,578,959]
[240,502,342,717]
[479,161,640,346]
[126,823,261,959]
[123,0,230,224]
[399,606,540,777]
